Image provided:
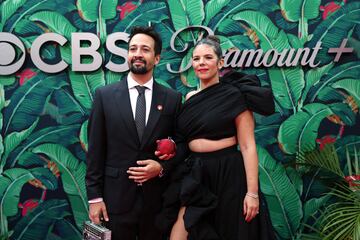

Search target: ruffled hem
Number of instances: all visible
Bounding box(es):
[180,158,220,239]
[155,160,188,233]
[156,157,219,238]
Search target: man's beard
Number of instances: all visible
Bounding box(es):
[129,59,149,74]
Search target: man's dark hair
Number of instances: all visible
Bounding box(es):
[128,26,162,56]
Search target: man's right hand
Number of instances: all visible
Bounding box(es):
[89,201,109,224]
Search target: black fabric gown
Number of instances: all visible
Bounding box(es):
[156,71,276,240]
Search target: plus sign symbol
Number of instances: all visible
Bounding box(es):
[328,39,354,62]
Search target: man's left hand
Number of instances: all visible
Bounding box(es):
[127,160,162,183]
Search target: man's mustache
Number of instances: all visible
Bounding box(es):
[131,58,146,64]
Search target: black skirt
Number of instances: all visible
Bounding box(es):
[157,146,275,240]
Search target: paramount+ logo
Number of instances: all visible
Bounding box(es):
[0,32,130,75]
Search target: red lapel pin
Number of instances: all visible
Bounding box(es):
[157,105,163,111]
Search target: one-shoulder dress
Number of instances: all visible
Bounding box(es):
[157,71,276,240]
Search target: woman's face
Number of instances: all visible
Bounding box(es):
[192,44,223,83]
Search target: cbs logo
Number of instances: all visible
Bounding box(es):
[0,32,26,75]
[0,32,130,75]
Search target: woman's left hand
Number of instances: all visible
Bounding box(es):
[243,195,259,222]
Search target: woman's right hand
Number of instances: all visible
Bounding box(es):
[155,150,175,160]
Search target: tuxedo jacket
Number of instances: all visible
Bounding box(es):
[85,77,184,214]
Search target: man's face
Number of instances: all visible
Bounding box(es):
[127,33,160,74]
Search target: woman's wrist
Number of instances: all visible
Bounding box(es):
[246,192,259,199]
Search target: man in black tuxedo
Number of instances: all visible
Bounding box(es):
[85,26,184,240]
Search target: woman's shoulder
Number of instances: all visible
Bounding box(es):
[185,90,200,101]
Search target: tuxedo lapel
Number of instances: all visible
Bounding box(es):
[141,81,165,148]
[114,77,140,145]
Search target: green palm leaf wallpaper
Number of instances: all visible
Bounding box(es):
[0,0,359,239]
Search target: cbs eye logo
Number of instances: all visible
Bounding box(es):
[0,32,132,75]
[0,32,26,75]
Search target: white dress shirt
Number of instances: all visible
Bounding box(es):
[88,75,154,204]
[127,75,153,124]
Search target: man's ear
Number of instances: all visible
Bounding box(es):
[154,54,161,65]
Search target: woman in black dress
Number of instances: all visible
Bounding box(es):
[158,36,275,240]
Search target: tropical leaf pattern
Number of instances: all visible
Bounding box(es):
[0,0,358,239]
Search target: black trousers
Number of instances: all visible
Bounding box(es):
[105,191,165,240]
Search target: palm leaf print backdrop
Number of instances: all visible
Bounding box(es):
[0,0,359,239]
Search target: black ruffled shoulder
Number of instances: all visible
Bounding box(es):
[220,71,275,116]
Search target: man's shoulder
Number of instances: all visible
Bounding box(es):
[96,80,124,94]
[156,82,182,98]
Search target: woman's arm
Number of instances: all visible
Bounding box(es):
[235,110,259,222]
